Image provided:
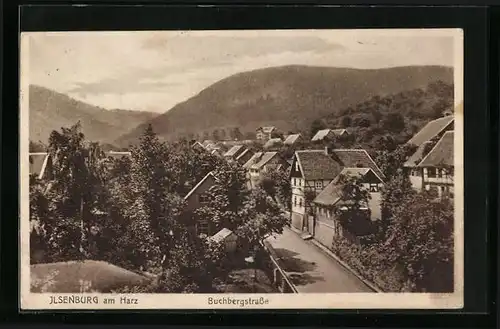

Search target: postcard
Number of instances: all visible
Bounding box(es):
[20,28,463,310]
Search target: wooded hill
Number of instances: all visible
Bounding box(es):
[115,65,453,147]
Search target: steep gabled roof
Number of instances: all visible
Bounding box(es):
[209,228,236,243]
[313,180,343,206]
[263,138,282,149]
[331,149,385,180]
[29,152,50,179]
[224,145,244,158]
[283,134,301,145]
[406,116,454,147]
[314,167,379,206]
[236,148,253,161]
[242,152,263,169]
[417,131,454,167]
[192,141,205,149]
[202,140,214,147]
[311,129,333,142]
[251,152,280,170]
[332,129,348,136]
[336,167,384,184]
[295,150,342,181]
[184,172,216,200]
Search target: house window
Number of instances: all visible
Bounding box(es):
[293,178,297,186]
[198,193,210,205]
[315,181,322,189]
[197,220,209,235]
[369,184,379,192]
[427,168,436,178]
[295,162,299,171]
[437,169,443,178]
[294,196,297,206]
[299,198,303,207]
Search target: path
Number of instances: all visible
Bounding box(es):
[265,227,375,293]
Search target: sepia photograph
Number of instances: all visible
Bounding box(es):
[20,28,463,309]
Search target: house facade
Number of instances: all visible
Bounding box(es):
[416,131,454,198]
[312,168,384,247]
[256,126,278,141]
[183,172,217,236]
[289,150,342,231]
[289,148,385,233]
[283,133,302,146]
[248,152,287,189]
[404,114,454,190]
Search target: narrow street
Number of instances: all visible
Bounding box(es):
[265,227,375,293]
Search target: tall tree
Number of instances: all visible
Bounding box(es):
[310,119,326,137]
[376,192,454,292]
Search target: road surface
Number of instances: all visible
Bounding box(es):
[265,227,374,293]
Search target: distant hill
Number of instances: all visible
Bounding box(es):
[115,65,453,147]
[29,85,157,145]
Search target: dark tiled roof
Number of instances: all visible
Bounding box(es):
[283,134,301,145]
[314,167,379,206]
[311,129,333,141]
[332,129,348,135]
[243,152,263,169]
[331,149,385,180]
[224,145,244,157]
[184,171,216,200]
[404,143,428,167]
[417,131,454,167]
[295,150,342,181]
[236,148,251,160]
[251,152,280,170]
[313,180,343,206]
[30,260,150,293]
[406,116,454,147]
[210,228,236,243]
[29,152,49,179]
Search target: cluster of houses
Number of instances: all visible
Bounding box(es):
[29,107,455,252]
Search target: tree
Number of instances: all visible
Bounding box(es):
[230,127,243,140]
[30,122,110,262]
[123,124,182,271]
[332,174,373,238]
[212,129,221,141]
[259,167,291,207]
[375,144,417,179]
[195,163,288,252]
[376,192,454,292]
[310,119,326,137]
[381,113,405,133]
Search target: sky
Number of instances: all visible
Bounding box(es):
[26,29,459,113]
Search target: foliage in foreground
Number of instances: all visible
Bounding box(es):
[30,123,287,293]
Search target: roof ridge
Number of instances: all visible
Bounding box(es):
[416,130,454,167]
[183,171,215,200]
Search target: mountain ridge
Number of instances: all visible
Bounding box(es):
[29,85,158,145]
[115,65,453,146]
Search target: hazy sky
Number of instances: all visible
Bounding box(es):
[27,29,457,113]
